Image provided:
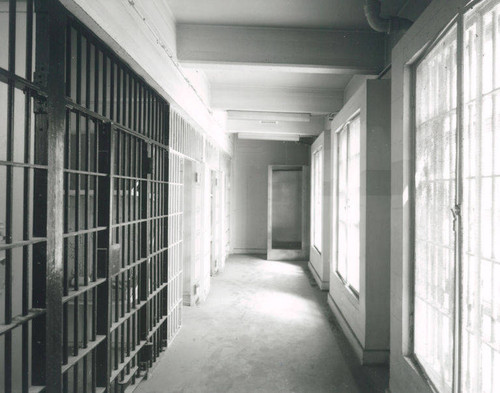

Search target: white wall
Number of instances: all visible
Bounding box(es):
[328,79,391,365]
[389,1,467,392]
[231,139,310,254]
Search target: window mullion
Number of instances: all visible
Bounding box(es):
[345,124,350,284]
[453,11,465,393]
[472,11,485,393]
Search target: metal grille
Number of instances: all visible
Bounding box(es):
[414,23,457,393]
[0,1,47,392]
[62,13,176,392]
[461,1,500,391]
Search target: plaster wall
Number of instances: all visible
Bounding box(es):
[329,80,391,365]
[230,139,309,254]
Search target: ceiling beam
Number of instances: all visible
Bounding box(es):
[212,85,344,114]
[227,116,325,136]
[227,110,311,123]
[238,133,301,142]
[177,24,385,74]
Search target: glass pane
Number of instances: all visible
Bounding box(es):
[0,2,9,70]
[271,169,303,250]
[414,24,457,393]
[461,1,500,392]
[313,148,323,252]
[337,127,348,280]
[347,116,360,293]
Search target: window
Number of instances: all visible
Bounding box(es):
[312,146,323,252]
[336,114,360,294]
[414,23,457,393]
[413,1,500,392]
[461,2,500,391]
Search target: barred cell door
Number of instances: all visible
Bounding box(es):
[0,1,182,392]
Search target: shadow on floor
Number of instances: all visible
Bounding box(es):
[299,260,389,393]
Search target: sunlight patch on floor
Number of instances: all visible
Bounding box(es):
[260,260,304,276]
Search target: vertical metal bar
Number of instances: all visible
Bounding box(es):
[453,12,465,393]
[140,143,150,345]
[40,0,68,391]
[23,3,34,392]
[63,113,70,296]
[26,0,34,81]
[94,48,99,114]
[85,37,91,110]
[32,0,49,386]
[137,84,142,134]
[109,60,114,121]
[4,0,16,391]
[76,29,82,105]
[116,66,121,125]
[96,121,113,391]
[128,75,133,129]
[102,56,107,117]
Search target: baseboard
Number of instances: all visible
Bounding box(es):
[327,293,389,365]
[308,261,329,291]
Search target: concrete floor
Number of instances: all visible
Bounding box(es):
[136,255,388,393]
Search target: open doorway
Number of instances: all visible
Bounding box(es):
[267,165,309,260]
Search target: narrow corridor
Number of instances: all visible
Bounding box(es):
[136,255,388,393]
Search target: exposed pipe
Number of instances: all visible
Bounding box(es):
[364,0,413,34]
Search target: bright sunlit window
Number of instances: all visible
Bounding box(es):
[312,147,323,253]
[461,1,500,392]
[414,23,457,393]
[336,114,360,294]
[413,1,500,392]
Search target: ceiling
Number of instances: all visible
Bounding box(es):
[165,0,421,141]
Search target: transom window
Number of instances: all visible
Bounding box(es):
[336,114,360,294]
[413,0,500,392]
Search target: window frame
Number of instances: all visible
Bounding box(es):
[410,18,459,393]
[312,145,323,254]
[335,111,361,298]
[409,1,500,392]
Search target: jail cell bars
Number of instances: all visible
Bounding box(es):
[61,12,173,393]
[169,109,203,162]
[0,1,47,392]
[167,152,183,344]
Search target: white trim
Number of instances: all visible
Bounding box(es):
[328,293,389,365]
[308,261,329,291]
